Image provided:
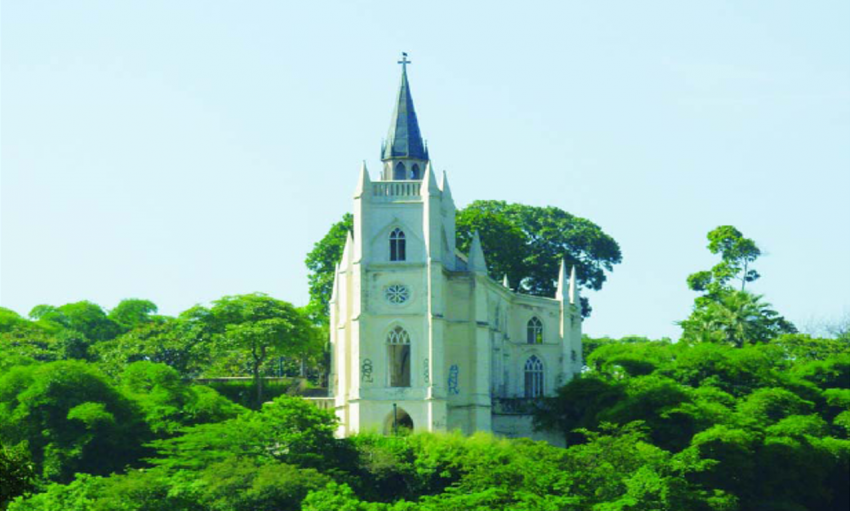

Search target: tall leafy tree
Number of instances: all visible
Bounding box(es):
[28,301,121,344]
[454,208,529,288]
[687,225,762,295]
[457,201,622,316]
[107,299,159,331]
[0,361,149,483]
[208,294,320,407]
[1,444,36,509]
[93,315,213,378]
[683,226,795,346]
[304,213,353,323]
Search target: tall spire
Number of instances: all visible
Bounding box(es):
[382,53,428,161]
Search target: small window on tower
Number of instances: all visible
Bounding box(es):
[410,164,421,179]
[393,162,406,180]
[527,317,543,344]
[390,228,406,261]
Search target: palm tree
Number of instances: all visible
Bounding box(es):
[680,290,795,347]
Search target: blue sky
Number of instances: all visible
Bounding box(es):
[2,1,849,340]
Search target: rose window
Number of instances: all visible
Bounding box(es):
[385,284,410,304]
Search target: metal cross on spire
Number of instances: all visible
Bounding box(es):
[397,52,411,72]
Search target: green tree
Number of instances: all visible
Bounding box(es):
[0,361,149,482]
[304,213,353,323]
[208,294,320,407]
[107,299,159,331]
[687,225,761,294]
[151,395,352,473]
[93,315,213,378]
[29,301,120,343]
[457,201,622,317]
[533,374,626,445]
[119,361,245,435]
[1,444,36,510]
[454,208,529,288]
[680,290,796,347]
[188,457,329,511]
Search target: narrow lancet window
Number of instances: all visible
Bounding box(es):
[524,355,544,398]
[527,317,543,344]
[410,164,421,179]
[390,228,406,261]
[393,162,406,180]
[387,326,411,387]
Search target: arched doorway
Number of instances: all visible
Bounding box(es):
[383,406,414,435]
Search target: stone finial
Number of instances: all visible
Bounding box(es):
[330,262,341,303]
[340,231,354,265]
[502,274,510,289]
[355,161,371,197]
[441,170,453,198]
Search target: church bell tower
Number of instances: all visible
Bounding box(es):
[327,55,581,443]
[329,54,456,436]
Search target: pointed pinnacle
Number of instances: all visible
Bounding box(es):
[569,265,578,304]
[420,161,440,195]
[556,259,568,300]
[355,161,371,197]
[468,231,488,274]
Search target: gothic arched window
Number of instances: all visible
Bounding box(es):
[524,355,544,398]
[387,326,411,387]
[390,228,406,261]
[393,162,406,180]
[410,163,421,179]
[527,317,543,344]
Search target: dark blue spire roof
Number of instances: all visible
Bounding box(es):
[382,66,428,161]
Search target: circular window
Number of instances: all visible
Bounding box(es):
[385,284,410,304]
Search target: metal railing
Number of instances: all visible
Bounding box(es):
[492,398,541,415]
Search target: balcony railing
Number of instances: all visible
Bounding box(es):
[492,398,542,415]
[372,180,421,200]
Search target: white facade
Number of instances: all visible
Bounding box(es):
[327,64,583,444]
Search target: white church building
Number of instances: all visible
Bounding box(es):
[327,57,583,445]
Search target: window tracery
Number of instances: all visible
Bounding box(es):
[524,355,544,398]
[527,317,543,344]
[389,228,406,261]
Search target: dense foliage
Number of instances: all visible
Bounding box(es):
[2,225,848,510]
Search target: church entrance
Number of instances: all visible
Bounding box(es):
[384,406,414,435]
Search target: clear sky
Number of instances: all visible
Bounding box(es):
[2,1,849,340]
